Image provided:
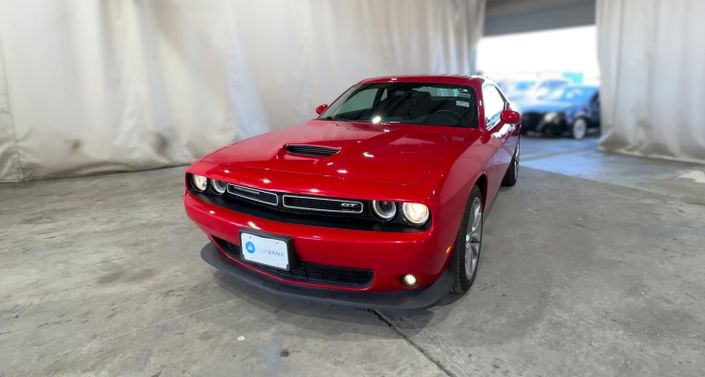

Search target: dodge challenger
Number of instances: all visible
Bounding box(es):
[184,75,522,310]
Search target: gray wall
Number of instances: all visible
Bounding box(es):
[485,0,595,36]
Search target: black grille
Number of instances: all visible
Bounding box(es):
[214,238,374,287]
[227,184,278,205]
[282,195,363,214]
[189,183,430,232]
[285,144,340,157]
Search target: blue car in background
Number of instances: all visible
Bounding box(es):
[504,78,571,103]
[517,85,600,139]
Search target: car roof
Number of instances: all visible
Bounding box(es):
[359,75,485,86]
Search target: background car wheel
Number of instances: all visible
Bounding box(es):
[451,185,483,294]
[501,140,520,186]
[571,117,588,140]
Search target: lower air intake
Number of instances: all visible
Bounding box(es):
[214,238,373,288]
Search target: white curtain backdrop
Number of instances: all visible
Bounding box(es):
[0,0,485,182]
[596,0,705,164]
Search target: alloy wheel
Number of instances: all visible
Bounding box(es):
[514,141,520,178]
[464,196,483,280]
[573,118,587,140]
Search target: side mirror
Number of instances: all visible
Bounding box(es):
[315,104,329,115]
[500,109,522,124]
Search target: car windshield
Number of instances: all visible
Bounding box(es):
[542,86,596,103]
[319,82,477,127]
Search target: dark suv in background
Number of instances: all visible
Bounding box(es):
[518,85,600,139]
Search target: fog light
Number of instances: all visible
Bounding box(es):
[401,274,418,288]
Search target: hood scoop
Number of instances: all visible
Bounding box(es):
[284,144,340,157]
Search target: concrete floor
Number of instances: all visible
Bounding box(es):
[1,136,704,377]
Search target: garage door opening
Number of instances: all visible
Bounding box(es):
[477,25,600,141]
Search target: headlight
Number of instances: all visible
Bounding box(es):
[401,202,429,225]
[210,179,227,195]
[543,112,561,123]
[371,200,397,221]
[190,174,208,192]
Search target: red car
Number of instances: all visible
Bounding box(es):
[184,75,521,310]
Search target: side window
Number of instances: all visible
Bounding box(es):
[336,88,378,114]
[482,85,505,128]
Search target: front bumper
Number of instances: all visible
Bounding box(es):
[185,193,455,292]
[539,120,568,134]
[521,112,568,134]
[201,242,454,310]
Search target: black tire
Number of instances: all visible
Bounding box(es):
[451,185,484,293]
[502,140,520,186]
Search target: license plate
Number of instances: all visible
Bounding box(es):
[240,230,291,270]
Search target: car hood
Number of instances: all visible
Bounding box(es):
[518,100,580,114]
[202,120,477,187]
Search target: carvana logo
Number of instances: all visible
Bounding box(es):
[245,241,256,254]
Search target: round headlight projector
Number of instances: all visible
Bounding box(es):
[210,179,227,195]
[371,200,397,221]
[190,174,208,192]
[401,202,430,225]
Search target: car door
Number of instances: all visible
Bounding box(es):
[481,84,515,196]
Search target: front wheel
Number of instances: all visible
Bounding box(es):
[571,117,588,140]
[451,185,483,293]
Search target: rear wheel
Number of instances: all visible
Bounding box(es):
[451,185,483,293]
[571,118,588,140]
